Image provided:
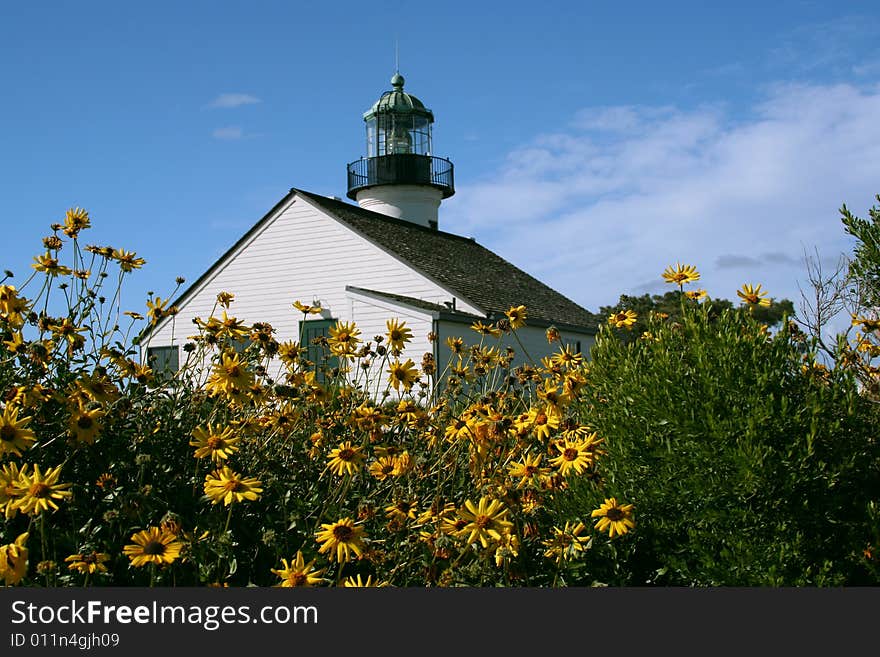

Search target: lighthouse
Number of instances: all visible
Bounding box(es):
[346,73,455,230]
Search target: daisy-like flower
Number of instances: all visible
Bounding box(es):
[327,321,361,358]
[293,300,323,315]
[527,405,561,441]
[446,336,465,356]
[62,207,91,238]
[203,467,262,505]
[65,551,110,575]
[470,321,501,338]
[123,527,183,567]
[0,462,27,519]
[505,305,528,330]
[684,289,707,301]
[32,252,72,276]
[68,405,104,445]
[205,352,254,398]
[542,522,592,560]
[316,517,366,564]
[545,326,561,343]
[0,285,28,327]
[14,464,72,516]
[387,358,419,392]
[368,457,398,481]
[190,423,240,462]
[608,310,638,329]
[326,441,364,477]
[550,344,583,369]
[271,552,325,587]
[0,532,29,585]
[737,283,771,307]
[0,405,36,457]
[216,291,235,308]
[111,248,146,272]
[343,574,389,587]
[508,453,550,489]
[146,296,178,323]
[384,500,418,522]
[455,496,514,549]
[549,435,598,477]
[385,318,413,351]
[662,263,700,287]
[591,497,635,538]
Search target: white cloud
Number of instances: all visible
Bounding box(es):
[206,93,261,109]
[212,126,244,140]
[442,82,880,338]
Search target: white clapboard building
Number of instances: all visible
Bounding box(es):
[140,73,598,384]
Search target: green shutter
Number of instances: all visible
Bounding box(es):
[146,345,179,377]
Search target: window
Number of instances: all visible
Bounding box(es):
[146,345,179,376]
[299,319,339,383]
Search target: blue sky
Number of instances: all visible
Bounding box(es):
[2,1,879,336]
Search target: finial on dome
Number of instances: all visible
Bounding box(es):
[391,72,405,90]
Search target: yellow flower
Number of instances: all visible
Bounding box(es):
[527,405,561,441]
[591,497,635,538]
[368,457,398,481]
[387,358,419,391]
[326,441,364,477]
[327,321,361,357]
[545,326,561,343]
[111,249,146,272]
[385,318,413,351]
[316,518,366,564]
[32,252,72,276]
[455,497,514,549]
[205,352,254,398]
[14,464,72,516]
[68,405,104,445]
[0,532,29,585]
[146,296,178,323]
[608,310,638,329]
[123,527,183,567]
[737,283,771,307]
[216,291,235,308]
[293,300,323,315]
[65,551,110,575]
[62,207,91,238]
[0,462,26,519]
[684,289,707,300]
[203,467,262,505]
[542,522,592,560]
[550,344,583,369]
[505,305,528,330]
[384,500,418,522]
[662,263,700,287]
[190,423,240,462]
[549,435,599,476]
[508,453,550,489]
[470,321,501,338]
[0,285,28,327]
[271,552,325,587]
[0,405,36,457]
[343,574,389,587]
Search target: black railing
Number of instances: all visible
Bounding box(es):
[347,154,455,200]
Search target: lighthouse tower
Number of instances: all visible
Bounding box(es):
[346,73,455,230]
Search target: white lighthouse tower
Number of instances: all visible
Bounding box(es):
[346,73,455,230]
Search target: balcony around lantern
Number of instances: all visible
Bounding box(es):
[346,154,455,201]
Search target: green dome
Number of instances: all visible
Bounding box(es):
[364,73,434,121]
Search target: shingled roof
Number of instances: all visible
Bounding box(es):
[298,189,599,332]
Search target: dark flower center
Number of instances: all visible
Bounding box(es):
[290,572,308,586]
[606,507,624,521]
[0,425,18,441]
[142,540,166,556]
[77,416,94,430]
[474,514,491,529]
[338,448,356,461]
[30,482,52,498]
[333,525,353,541]
[563,448,579,461]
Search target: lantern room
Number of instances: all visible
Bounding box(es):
[347,72,454,229]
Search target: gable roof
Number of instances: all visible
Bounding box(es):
[296,190,599,333]
[141,187,599,340]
